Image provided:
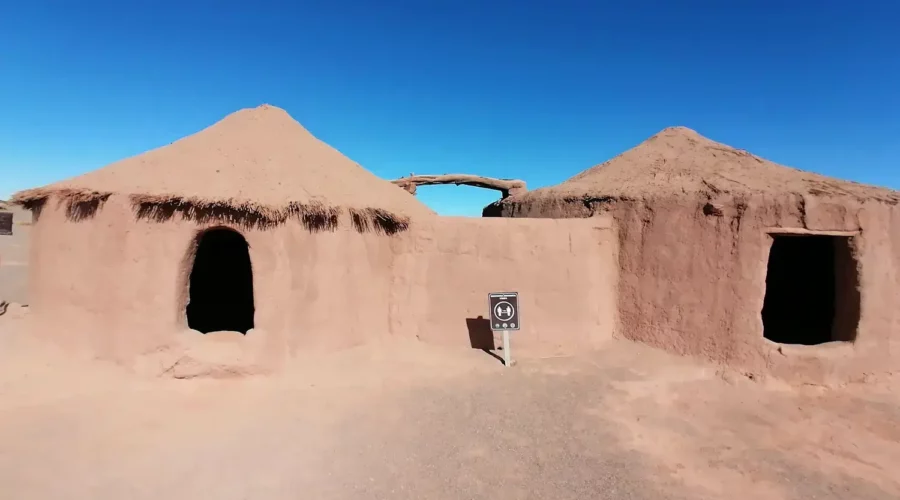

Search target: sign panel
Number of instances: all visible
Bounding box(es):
[489,292,520,331]
[0,212,12,236]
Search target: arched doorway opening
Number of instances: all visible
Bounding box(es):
[186,228,255,333]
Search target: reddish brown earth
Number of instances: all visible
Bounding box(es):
[1,311,898,500]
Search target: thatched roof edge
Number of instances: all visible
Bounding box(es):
[10,188,411,234]
[13,187,104,204]
[11,187,112,211]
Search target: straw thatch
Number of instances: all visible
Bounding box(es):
[11,187,112,222]
[11,105,433,233]
[348,207,410,235]
[130,194,342,232]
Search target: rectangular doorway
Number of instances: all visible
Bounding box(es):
[761,233,860,345]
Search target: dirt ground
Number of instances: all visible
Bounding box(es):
[1,309,898,500]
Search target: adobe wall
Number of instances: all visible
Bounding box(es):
[389,217,618,355]
[24,196,618,371]
[25,194,397,368]
[497,193,900,383]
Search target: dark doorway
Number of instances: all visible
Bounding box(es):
[761,234,859,345]
[186,228,255,334]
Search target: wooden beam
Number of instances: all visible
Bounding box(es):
[765,228,860,236]
[392,174,527,199]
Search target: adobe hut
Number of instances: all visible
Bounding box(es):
[487,126,900,381]
[11,105,434,363]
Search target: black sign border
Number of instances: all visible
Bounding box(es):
[488,292,520,332]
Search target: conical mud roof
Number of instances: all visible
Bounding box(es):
[13,105,434,228]
[522,126,899,203]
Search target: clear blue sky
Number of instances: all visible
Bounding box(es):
[1,1,898,215]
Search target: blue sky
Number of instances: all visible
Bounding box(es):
[1,1,898,215]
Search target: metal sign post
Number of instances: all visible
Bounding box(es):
[488,292,520,367]
[502,330,511,368]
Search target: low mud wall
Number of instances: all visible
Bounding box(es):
[23,197,618,371]
[390,217,618,355]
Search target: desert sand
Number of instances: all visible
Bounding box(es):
[1,311,898,500]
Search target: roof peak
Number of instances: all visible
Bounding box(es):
[657,125,698,133]
[649,126,704,141]
[240,103,287,113]
[223,104,296,123]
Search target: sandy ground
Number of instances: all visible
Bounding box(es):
[0,205,30,305]
[1,310,898,500]
[2,205,898,499]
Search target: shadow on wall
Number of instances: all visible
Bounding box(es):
[467,316,504,364]
[65,197,110,221]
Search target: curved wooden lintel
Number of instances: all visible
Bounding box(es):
[392,174,527,199]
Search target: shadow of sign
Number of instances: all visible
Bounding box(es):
[466,316,504,364]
